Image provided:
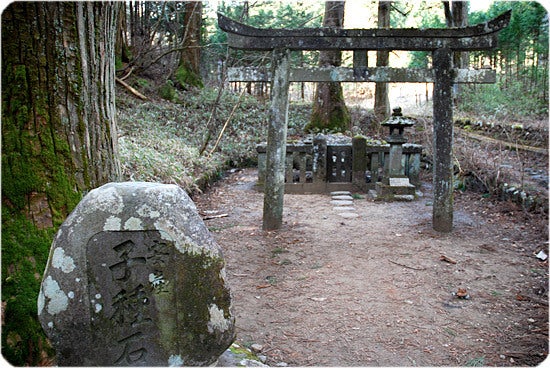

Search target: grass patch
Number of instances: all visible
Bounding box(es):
[465,356,485,367]
[117,87,270,193]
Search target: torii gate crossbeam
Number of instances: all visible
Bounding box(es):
[218,11,511,232]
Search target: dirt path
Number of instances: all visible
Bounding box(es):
[194,168,548,366]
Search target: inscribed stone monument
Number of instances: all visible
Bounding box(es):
[38,182,235,366]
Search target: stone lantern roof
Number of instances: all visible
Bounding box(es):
[381,107,416,143]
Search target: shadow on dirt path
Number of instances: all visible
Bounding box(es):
[195,168,548,366]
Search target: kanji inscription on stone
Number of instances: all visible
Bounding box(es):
[87,230,174,366]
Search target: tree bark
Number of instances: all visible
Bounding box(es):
[306,1,350,133]
[374,1,391,122]
[175,1,203,88]
[2,2,121,226]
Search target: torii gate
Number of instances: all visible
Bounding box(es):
[218,10,511,233]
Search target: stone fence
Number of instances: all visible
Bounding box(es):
[257,134,422,194]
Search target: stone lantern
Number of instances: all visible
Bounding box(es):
[375,107,416,200]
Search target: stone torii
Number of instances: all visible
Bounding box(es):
[218,10,511,232]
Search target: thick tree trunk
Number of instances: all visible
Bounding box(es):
[175,1,203,88]
[2,2,121,365]
[306,1,350,133]
[2,2,121,226]
[374,1,391,122]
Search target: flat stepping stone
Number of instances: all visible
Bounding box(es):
[339,212,359,219]
[394,194,415,201]
[333,206,356,211]
[330,200,353,206]
[332,195,354,201]
[330,191,351,196]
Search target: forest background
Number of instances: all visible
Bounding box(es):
[1,1,548,365]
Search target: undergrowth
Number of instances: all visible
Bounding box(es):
[459,82,548,121]
[116,85,312,194]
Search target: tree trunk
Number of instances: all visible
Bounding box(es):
[306,1,350,133]
[175,1,203,88]
[374,1,391,122]
[2,1,121,225]
[115,2,131,65]
[2,2,121,365]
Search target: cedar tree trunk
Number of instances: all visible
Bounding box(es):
[1,3,121,365]
[2,2,121,226]
[374,0,391,122]
[306,1,350,133]
[175,1,203,88]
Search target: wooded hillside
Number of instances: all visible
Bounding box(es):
[1,1,547,365]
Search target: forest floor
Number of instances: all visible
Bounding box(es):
[194,168,548,367]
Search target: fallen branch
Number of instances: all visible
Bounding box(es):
[388,260,426,271]
[458,128,548,155]
[202,213,228,220]
[207,87,247,157]
[119,66,134,81]
[439,255,457,264]
[116,77,149,101]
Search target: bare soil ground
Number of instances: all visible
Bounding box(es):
[194,168,548,367]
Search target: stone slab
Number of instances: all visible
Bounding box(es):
[393,194,415,201]
[333,206,356,212]
[330,191,351,196]
[389,177,412,187]
[332,195,354,201]
[339,212,359,219]
[330,200,354,206]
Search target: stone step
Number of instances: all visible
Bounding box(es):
[333,206,356,211]
[330,191,351,196]
[330,200,354,206]
[332,195,354,201]
[339,212,359,219]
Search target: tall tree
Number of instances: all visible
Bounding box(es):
[2,2,121,364]
[374,1,391,122]
[306,1,351,133]
[175,1,203,88]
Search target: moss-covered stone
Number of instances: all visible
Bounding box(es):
[38,182,235,366]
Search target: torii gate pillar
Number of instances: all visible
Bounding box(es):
[263,48,290,230]
[432,48,454,232]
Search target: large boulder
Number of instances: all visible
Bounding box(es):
[38,182,235,366]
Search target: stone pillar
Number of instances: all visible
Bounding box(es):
[352,136,367,190]
[313,136,327,183]
[432,48,454,232]
[388,143,404,177]
[256,145,266,186]
[263,48,290,230]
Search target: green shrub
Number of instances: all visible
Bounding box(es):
[159,80,177,101]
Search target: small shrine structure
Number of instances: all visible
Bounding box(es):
[218,10,511,232]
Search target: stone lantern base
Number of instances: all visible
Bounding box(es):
[373,176,416,201]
